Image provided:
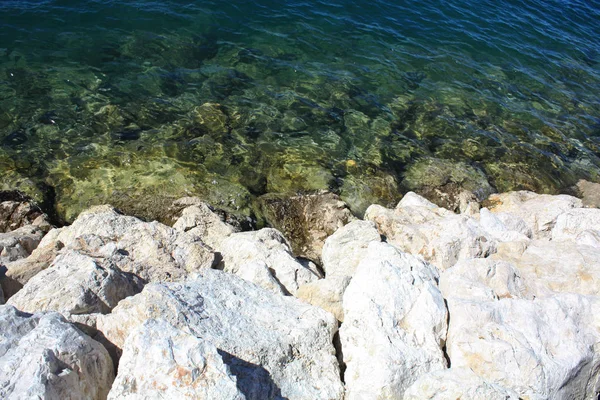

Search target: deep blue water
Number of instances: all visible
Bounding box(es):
[1,0,599,221]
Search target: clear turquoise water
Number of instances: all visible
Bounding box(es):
[1,0,599,221]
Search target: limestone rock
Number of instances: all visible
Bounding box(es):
[170,197,240,249]
[3,206,216,293]
[365,192,496,270]
[492,239,600,297]
[404,368,520,400]
[321,220,381,278]
[486,191,582,238]
[7,250,143,314]
[0,224,47,263]
[0,305,114,400]
[552,208,600,246]
[446,295,600,399]
[258,191,356,262]
[478,208,531,243]
[572,179,600,208]
[96,269,344,400]
[340,242,448,399]
[108,319,245,400]
[0,197,46,233]
[219,228,320,295]
[297,275,351,321]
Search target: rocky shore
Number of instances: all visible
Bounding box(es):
[1,185,600,399]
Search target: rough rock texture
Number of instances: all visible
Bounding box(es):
[96,269,344,400]
[404,368,520,400]
[572,179,600,208]
[0,223,48,263]
[258,191,356,262]
[219,228,320,295]
[446,295,600,399]
[108,319,245,400]
[0,198,46,233]
[0,305,114,400]
[321,220,381,278]
[7,250,143,314]
[171,197,240,249]
[551,208,600,245]
[485,191,582,238]
[340,242,448,399]
[365,192,496,270]
[296,275,351,321]
[440,258,532,301]
[2,205,216,295]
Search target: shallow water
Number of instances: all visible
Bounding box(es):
[1,0,599,221]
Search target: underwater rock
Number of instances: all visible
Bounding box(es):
[340,242,447,399]
[258,191,356,263]
[96,269,344,400]
[0,306,114,400]
[402,158,495,212]
[339,169,400,218]
[108,319,245,400]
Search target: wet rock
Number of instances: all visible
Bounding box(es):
[192,102,229,134]
[0,197,46,233]
[0,305,114,400]
[170,197,239,249]
[7,250,143,314]
[5,206,215,290]
[402,158,495,211]
[108,319,245,400]
[96,269,344,400]
[219,228,320,295]
[340,242,447,399]
[445,294,600,399]
[339,170,400,218]
[258,191,356,262]
[485,191,582,238]
[404,368,520,400]
[365,192,496,270]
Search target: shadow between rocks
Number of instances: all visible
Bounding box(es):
[217,349,287,400]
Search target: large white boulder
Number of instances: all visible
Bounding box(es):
[446,295,600,399]
[7,250,143,314]
[96,269,344,400]
[403,368,519,400]
[0,305,114,400]
[219,228,320,295]
[486,191,582,238]
[340,242,448,399]
[296,275,351,321]
[108,319,245,400]
[365,192,496,270]
[552,208,600,246]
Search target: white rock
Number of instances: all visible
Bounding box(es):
[397,191,439,209]
[487,191,582,238]
[478,208,531,243]
[297,275,351,321]
[4,206,216,291]
[96,269,344,400]
[0,224,46,263]
[552,208,600,246]
[7,250,143,314]
[365,194,496,270]
[403,368,520,400]
[321,220,381,278]
[340,242,448,399]
[219,228,320,295]
[235,260,286,295]
[492,239,600,296]
[172,201,238,249]
[0,305,114,400]
[440,258,532,302]
[446,294,600,399]
[108,319,245,400]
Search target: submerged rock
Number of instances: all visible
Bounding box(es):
[258,191,356,263]
[108,319,245,400]
[0,305,114,400]
[340,242,447,399]
[96,269,344,400]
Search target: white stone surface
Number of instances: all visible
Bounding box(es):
[219,228,320,295]
[403,368,520,400]
[297,275,351,321]
[7,250,143,314]
[172,200,238,249]
[340,242,448,399]
[96,269,344,400]
[108,319,245,400]
[0,305,114,400]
